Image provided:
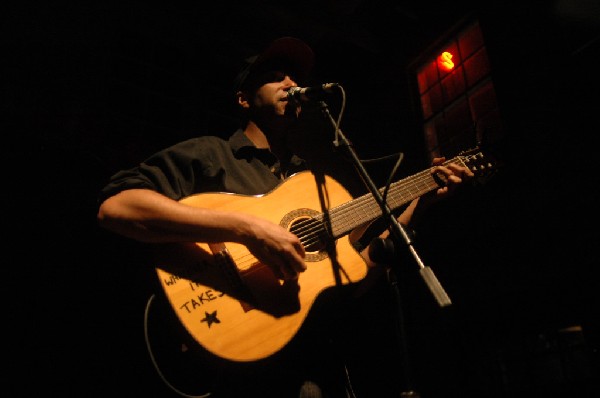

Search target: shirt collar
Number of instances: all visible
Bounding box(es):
[229,129,306,175]
[229,129,277,165]
[229,129,255,153]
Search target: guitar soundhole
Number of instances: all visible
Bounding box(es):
[281,208,329,262]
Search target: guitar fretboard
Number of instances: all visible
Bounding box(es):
[325,157,468,238]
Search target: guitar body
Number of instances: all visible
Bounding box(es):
[155,171,368,363]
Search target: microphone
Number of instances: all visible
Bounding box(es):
[287,83,339,102]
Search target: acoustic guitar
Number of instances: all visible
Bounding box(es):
[154,148,495,363]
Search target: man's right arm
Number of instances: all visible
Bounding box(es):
[97,188,306,280]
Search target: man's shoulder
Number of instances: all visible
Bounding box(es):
[166,133,234,151]
[181,134,230,145]
[157,130,247,159]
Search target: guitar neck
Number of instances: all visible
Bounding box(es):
[327,157,465,238]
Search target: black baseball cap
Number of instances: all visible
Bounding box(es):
[234,37,315,92]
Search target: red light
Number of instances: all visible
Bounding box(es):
[439,51,454,70]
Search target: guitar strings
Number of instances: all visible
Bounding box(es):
[322,156,476,237]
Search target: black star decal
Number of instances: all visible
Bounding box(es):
[200,310,220,328]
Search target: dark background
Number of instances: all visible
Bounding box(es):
[7,1,600,397]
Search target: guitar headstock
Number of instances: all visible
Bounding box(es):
[456,147,498,185]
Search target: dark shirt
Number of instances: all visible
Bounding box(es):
[99,129,307,203]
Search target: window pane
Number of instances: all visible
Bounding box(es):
[442,99,475,155]
[469,80,504,145]
[464,47,490,87]
[420,83,443,119]
[441,66,466,105]
[417,60,439,94]
[459,22,484,59]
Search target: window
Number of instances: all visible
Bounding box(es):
[413,20,503,160]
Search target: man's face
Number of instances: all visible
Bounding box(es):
[248,70,301,119]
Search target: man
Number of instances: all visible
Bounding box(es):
[97,36,473,398]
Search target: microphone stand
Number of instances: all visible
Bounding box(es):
[317,100,452,398]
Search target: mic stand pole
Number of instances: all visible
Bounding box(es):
[318,101,452,397]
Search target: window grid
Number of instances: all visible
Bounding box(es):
[415,20,501,160]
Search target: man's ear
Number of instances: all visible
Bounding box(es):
[236,91,250,109]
